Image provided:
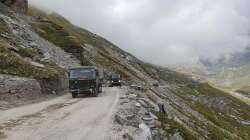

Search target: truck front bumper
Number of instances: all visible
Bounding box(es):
[70,89,94,94]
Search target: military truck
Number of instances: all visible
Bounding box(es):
[109,74,122,87]
[68,66,102,98]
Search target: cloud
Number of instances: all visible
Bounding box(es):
[29,0,250,66]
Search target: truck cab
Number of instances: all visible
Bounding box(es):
[109,74,122,87]
[68,67,102,98]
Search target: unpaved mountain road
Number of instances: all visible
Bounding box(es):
[0,87,121,140]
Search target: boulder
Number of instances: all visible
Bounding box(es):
[122,133,134,140]
[38,72,69,94]
[170,133,184,140]
[115,114,125,126]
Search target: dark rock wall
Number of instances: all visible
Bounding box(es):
[0,0,28,14]
[38,73,69,95]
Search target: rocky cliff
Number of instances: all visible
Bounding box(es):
[0,0,28,14]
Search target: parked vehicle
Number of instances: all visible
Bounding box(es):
[68,66,102,98]
[109,74,122,87]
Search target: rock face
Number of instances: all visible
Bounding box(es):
[0,74,41,95]
[0,74,41,109]
[0,74,69,109]
[0,0,28,14]
[0,3,79,109]
[38,73,69,94]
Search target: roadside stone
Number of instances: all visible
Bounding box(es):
[150,112,158,120]
[170,133,183,140]
[241,120,250,126]
[139,123,152,139]
[138,99,148,108]
[52,91,57,95]
[120,100,129,105]
[128,94,137,99]
[154,120,162,128]
[0,32,11,39]
[29,42,38,48]
[122,133,134,140]
[135,102,141,108]
[142,117,153,122]
[29,61,45,68]
[120,96,127,99]
[115,114,125,126]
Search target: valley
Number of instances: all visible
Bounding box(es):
[0,1,250,140]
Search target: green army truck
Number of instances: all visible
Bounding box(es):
[68,67,102,98]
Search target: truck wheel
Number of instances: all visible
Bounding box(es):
[72,92,77,98]
[98,86,102,93]
[93,89,98,97]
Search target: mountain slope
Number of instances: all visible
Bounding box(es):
[186,47,250,100]
[27,7,153,83]
[0,3,250,140]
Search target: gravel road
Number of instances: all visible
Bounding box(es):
[0,87,121,140]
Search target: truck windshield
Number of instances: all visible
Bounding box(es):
[70,69,96,79]
[112,75,120,79]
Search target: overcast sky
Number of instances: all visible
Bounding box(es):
[29,0,250,66]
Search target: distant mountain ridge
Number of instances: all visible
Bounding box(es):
[187,44,250,95]
[200,46,250,68]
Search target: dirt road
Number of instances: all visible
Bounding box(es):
[0,87,121,140]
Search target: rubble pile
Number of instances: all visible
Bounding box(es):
[111,87,167,140]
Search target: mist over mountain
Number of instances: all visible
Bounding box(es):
[199,45,250,68]
[29,0,250,66]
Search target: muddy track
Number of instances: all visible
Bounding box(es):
[0,87,121,140]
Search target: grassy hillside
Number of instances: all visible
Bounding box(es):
[140,64,250,140]
[0,17,63,80]
[0,18,9,33]
[0,41,62,79]
[27,7,150,82]
[189,47,250,94]
[1,6,248,139]
[176,62,250,106]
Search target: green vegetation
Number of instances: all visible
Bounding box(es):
[237,86,250,94]
[27,7,145,81]
[168,82,250,139]
[145,91,158,103]
[139,63,250,139]
[0,18,9,34]
[31,21,81,50]
[156,113,199,140]
[139,62,190,84]
[0,41,63,80]
[18,47,40,58]
[28,7,116,55]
